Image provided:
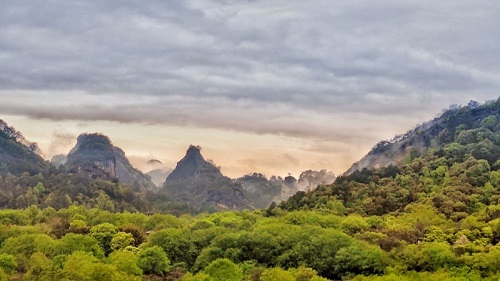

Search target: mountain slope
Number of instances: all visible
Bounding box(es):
[279,98,500,217]
[63,133,157,191]
[346,99,500,174]
[0,119,48,174]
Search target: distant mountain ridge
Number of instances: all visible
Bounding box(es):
[235,170,336,209]
[346,99,500,174]
[0,118,336,212]
[161,145,336,211]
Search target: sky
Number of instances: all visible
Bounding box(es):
[1,0,500,178]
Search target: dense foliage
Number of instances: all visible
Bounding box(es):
[0,168,153,213]
[0,196,499,281]
[0,130,48,175]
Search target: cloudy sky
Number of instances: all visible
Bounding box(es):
[1,0,500,178]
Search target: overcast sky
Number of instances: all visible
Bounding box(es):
[1,0,500,177]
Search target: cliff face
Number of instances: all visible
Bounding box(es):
[113,147,158,191]
[65,134,117,178]
[162,145,248,210]
[63,133,157,190]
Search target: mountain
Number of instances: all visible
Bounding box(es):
[161,145,248,210]
[62,133,157,191]
[346,99,500,174]
[279,98,500,216]
[0,119,48,174]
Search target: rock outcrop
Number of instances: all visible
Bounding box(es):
[63,133,157,190]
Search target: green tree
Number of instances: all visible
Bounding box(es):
[148,228,197,266]
[56,233,103,257]
[333,242,387,276]
[137,246,170,275]
[260,267,294,281]
[34,182,46,195]
[25,252,54,281]
[109,250,142,276]
[202,258,243,281]
[90,223,118,256]
[61,251,99,281]
[110,232,134,252]
[340,215,369,235]
[0,254,16,274]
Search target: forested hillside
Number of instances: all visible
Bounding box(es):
[347,99,500,174]
[0,120,48,175]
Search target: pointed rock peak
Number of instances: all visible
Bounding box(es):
[186,145,203,157]
[165,145,220,182]
[178,145,206,166]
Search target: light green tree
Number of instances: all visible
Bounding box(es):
[90,223,118,256]
[109,250,142,276]
[260,268,294,281]
[137,246,170,276]
[202,258,243,281]
[110,232,134,252]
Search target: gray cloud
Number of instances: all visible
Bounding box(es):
[1,0,500,151]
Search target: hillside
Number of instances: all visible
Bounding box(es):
[0,119,48,175]
[280,98,500,218]
[346,99,500,174]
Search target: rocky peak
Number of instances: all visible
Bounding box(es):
[66,133,116,176]
[165,145,221,182]
[162,145,248,211]
[63,133,156,190]
[68,133,115,158]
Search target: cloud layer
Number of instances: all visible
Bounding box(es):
[1,0,500,174]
